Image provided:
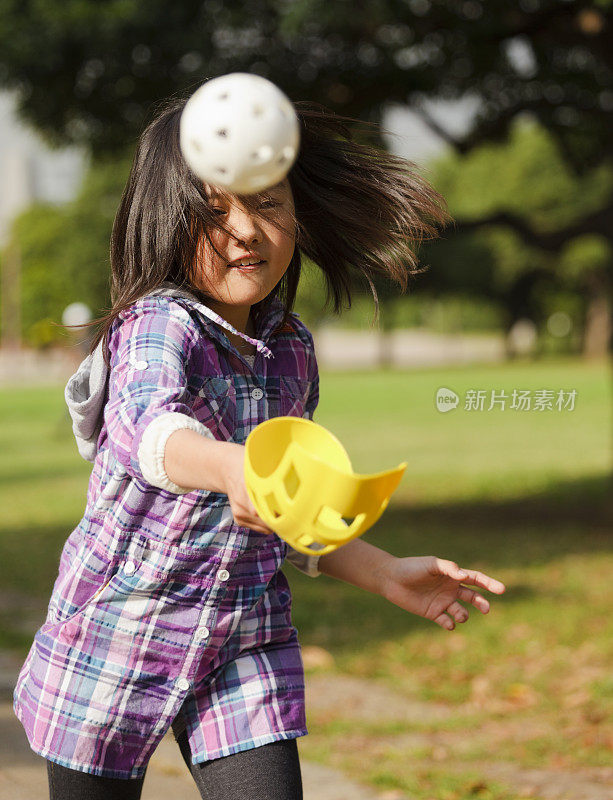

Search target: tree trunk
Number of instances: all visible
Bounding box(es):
[1,239,22,350]
[582,271,611,359]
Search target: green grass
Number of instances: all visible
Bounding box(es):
[1,356,611,799]
[316,357,610,505]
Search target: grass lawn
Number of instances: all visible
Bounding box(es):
[1,356,611,799]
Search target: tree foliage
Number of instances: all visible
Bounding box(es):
[12,155,130,343]
[1,0,611,349]
[420,119,611,342]
[0,0,610,167]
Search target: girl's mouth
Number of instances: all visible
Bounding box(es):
[227,260,266,271]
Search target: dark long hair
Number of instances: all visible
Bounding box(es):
[86,91,449,363]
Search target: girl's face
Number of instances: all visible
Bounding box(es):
[193,178,296,320]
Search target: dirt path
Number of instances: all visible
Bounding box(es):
[302,671,613,800]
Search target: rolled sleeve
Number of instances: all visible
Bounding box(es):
[137,411,214,493]
[105,299,209,491]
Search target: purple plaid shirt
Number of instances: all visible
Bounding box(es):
[13,289,320,778]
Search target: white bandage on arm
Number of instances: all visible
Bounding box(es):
[137,411,215,494]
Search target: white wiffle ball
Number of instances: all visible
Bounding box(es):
[179,73,300,195]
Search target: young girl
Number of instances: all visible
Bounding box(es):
[14,94,506,800]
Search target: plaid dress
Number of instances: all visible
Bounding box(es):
[13,288,321,779]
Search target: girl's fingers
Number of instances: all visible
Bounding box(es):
[433,612,455,631]
[433,558,464,579]
[251,520,275,535]
[254,515,275,535]
[246,501,275,534]
[233,511,274,535]
[247,523,267,534]
[446,601,469,623]
[458,585,490,613]
[458,569,506,594]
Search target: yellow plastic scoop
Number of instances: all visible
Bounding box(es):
[244,416,407,556]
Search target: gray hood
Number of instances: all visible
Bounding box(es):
[64,337,110,462]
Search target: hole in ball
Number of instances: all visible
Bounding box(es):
[216,128,229,138]
[218,92,229,100]
[252,104,264,117]
[251,145,273,163]
[215,166,227,174]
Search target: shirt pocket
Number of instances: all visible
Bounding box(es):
[194,376,236,440]
[46,537,117,628]
[278,377,311,418]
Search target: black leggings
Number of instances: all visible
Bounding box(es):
[46,730,303,799]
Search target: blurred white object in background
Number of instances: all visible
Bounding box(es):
[547,311,572,338]
[507,318,538,356]
[62,302,92,327]
[180,73,300,194]
[62,302,93,360]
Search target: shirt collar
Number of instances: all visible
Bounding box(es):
[153,282,286,359]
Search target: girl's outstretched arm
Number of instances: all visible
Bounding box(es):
[165,431,507,629]
[164,429,274,535]
[318,541,506,631]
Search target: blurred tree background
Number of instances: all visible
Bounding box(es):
[0,0,611,356]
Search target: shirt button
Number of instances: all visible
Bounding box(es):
[217,569,230,582]
[195,626,210,641]
[251,387,264,401]
[176,677,190,692]
[134,360,149,370]
[123,560,136,575]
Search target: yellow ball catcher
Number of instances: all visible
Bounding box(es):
[244,417,407,556]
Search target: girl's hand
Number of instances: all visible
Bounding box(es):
[379,556,506,630]
[220,443,274,535]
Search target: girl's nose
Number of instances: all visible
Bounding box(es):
[227,205,262,245]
